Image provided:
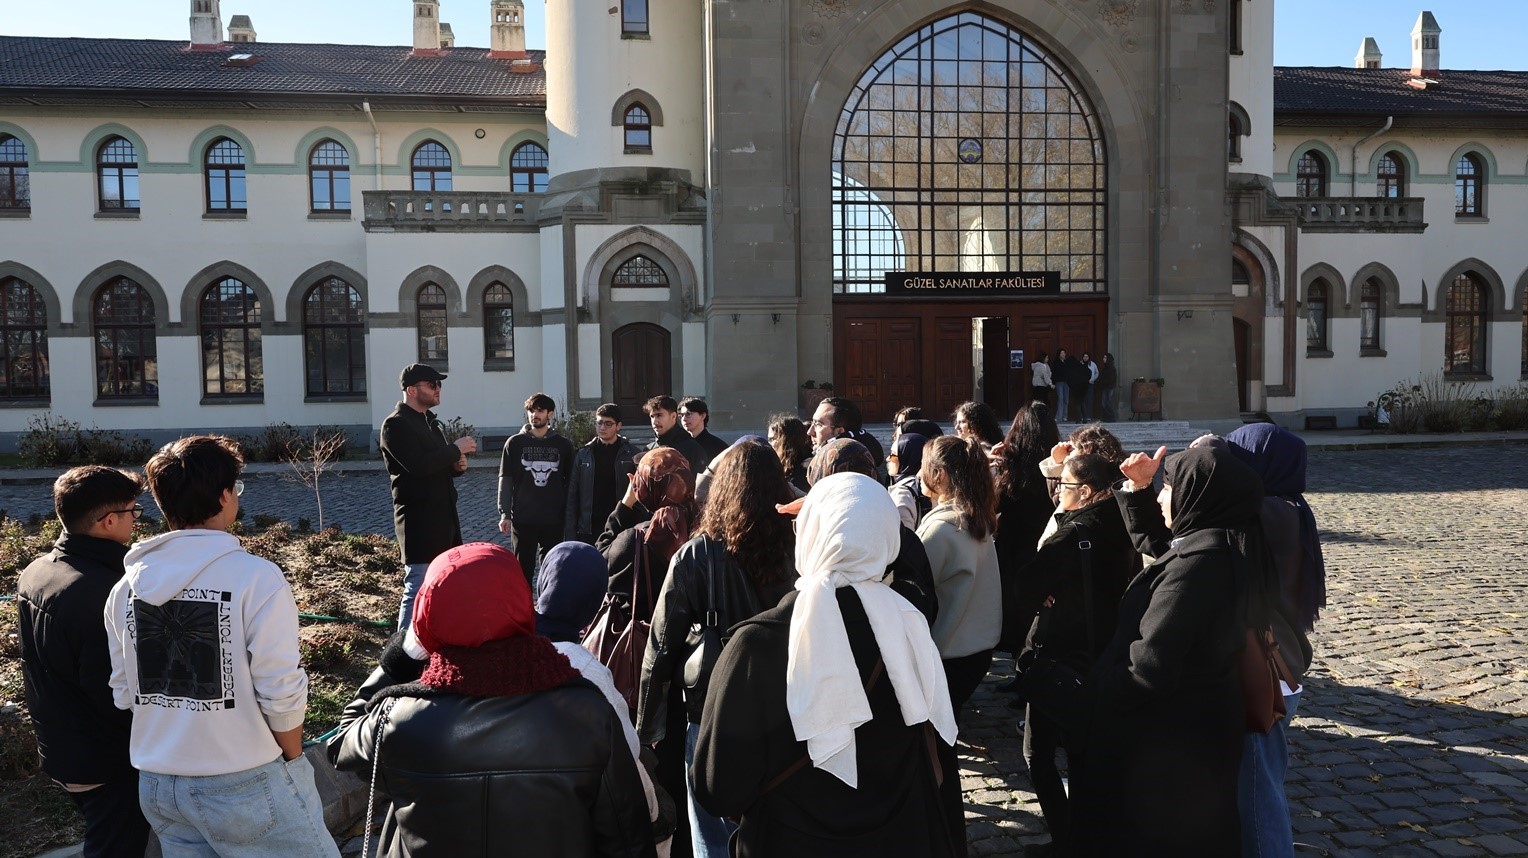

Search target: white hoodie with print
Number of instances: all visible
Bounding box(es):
[104,528,308,777]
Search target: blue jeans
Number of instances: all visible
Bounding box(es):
[685,721,735,858]
[1055,382,1071,421]
[139,755,337,858]
[1239,687,1302,858]
[1101,388,1118,421]
[398,561,430,631]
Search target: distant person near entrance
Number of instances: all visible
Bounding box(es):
[1080,352,1100,420]
[646,395,708,472]
[679,396,730,464]
[1031,352,1054,410]
[498,393,575,589]
[1097,353,1119,421]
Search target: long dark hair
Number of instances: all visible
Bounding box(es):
[697,442,796,586]
[766,412,812,474]
[921,435,998,541]
[953,401,1005,446]
[995,402,1059,498]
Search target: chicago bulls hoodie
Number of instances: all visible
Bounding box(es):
[498,424,576,529]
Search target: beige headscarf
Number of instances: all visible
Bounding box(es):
[786,472,957,788]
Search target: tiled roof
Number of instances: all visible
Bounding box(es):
[1274,67,1528,116]
[0,36,546,106]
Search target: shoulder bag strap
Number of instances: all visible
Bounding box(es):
[360,697,397,858]
[1075,522,1097,654]
[753,657,885,802]
[704,538,718,631]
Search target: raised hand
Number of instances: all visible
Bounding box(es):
[1119,445,1167,490]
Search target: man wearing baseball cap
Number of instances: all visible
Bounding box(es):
[379,363,477,630]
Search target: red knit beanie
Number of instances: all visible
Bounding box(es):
[411,542,531,653]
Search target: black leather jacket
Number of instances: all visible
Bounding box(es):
[636,535,794,740]
[330,654,655,858]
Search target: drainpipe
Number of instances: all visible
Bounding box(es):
[362,100,383,190]
[1351,116,1392,195]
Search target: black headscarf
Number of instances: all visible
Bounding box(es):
[1162,446,1276,628]
[1225,423,1326,630]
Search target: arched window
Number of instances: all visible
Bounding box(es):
[0,277,48,399]
[510,142,549,193]
[1360,279,1382,352]
[623,105,652,152]
[1455,153,1484,217]
[309,140,351,213]
[1306,280,1329,352]
[622,0,649,35]
[1377,153,1405,197]
[1444,274,1487,375]
[199,277,262,397]
[832,11,1106,293]
[1521,307,1527,378]
[1232,260,1251,288]
[97,136,140,213]
[1228,0,1243,53]
[411,142,453,192]
[303,278,366,396]
[205,138,247,213]
[1228,113,1243,162]
[0,135,29,212]
[92,278,156,398]
[612,255,668,287]
[483,283,515,365]
[1295,151,1327,198]
[416,283,448,363]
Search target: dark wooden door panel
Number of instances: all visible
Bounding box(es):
[932,317,972,417]
[611,323,670,411]
[883,318,921,415]
[844,319,884,419]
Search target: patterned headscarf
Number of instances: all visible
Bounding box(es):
[806,437,878,487]
[633,447,696,573]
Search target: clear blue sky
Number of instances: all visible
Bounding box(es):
[4,1,1524,70]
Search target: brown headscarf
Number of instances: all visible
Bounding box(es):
[633,447,696,573]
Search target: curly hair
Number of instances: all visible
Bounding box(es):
[766,412,812,477]
[953,401,1005,446]
[921,435,998,541]
[995,402,1060,499]
[697,441,796,587]
[1068,423,1126,464]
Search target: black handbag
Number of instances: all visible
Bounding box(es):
[1018,524,1096,729]
[681,540,723,706]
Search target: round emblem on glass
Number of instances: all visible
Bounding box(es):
[958,138,983,164]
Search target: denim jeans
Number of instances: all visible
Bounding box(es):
[398,561,430,631]
[139,755,337,858]
[1055,382,1071,421]
[685,722,735,858]
[1238,687,1302,858]
[1101,388,1118,422]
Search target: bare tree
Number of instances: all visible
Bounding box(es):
[284,429,349,530]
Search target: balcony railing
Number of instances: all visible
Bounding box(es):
[1297,196,1426,233]
[362,191,541,232]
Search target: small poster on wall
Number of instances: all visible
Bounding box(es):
[1009,349,1024,369]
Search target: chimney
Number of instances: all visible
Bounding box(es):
[227,15,256,43]
[413,0,442,55]
[1411,11,1441,77]
[189,0,224,48]
[1354,37,1382,69]
[439,22,455,49]
[490,0,527,58]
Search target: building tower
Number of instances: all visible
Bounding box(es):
[1354,37,1382,69]
[490,0,526,58]
[1411,11,1441,76]
[189,0,223,47]
[413,0,441,55]
[439,22,455,49]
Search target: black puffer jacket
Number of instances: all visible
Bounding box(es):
[636,535,795,738]
[331,663,655,858]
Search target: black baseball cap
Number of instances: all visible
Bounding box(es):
[400,363,447,388]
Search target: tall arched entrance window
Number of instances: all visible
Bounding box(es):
[1444,273,1487,375]
[830,11,1109,419]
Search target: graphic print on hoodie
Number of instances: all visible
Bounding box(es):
[130,588,234,708]
[498,427,575,529]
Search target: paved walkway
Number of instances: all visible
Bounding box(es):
[19,438,1528,858]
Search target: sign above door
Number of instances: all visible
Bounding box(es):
[884,272,1061,297]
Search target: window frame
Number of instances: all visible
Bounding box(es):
[1359,279,1382,353]
[198,277,263,399]
[623,105,653,153]
[1305,280,1330,355]
[1377,153,1405,198]
[302,277,367,398]
[621,0,650,36]
[0,135,30,213]
[410,141,454,193]
[96,136,141,214]
[1444,274,1487,376]
[611,255,669,288]
[204,137,248,214]
[510,142,550,193]
[1295,151,1327,198]
[416,283,449,365]
[0,277,49,400]
[1227,113,1243,163]
[483,282,516,369]
[1455,153,1484,218]
[308,139,351,214]
[92,277,157,400]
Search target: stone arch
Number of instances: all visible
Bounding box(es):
[1348,261,1407,318]
[465,265,534,324]
[1284,140,1343,183]
[1228,100,1252,153]
[610,89,665,127]
[397,265,464,317]
[79,124,150,165]
[1233,229,1282,315]
[74,261,173,333]
[1366,142,1420,183]
[188,125,258,166]
[1512,266,1528,314]
[581,226,699,320]
[181,261,279,335]
[1427,258,1508,322]
[285,261,369,325]
[1229,239,1266,409]
[1299,263,1346,309]
[0,260,65,335]
[294,127,362,167]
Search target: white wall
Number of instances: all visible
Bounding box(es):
[1229,0,1274,178]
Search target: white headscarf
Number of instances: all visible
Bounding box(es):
[786,472,958,788]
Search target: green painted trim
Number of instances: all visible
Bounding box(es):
[1365,142,1421,180]
[187,124,258,165]
[1283,139,1344,179]
[0,123,41,161]
[498,130,549,172]
[292,127,363,168]
[379,165,509,178]
[394,128,463,171]
[1447,142,1499,179]
[79,123,150,163]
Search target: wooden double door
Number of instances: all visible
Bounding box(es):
[834,298,1107,423]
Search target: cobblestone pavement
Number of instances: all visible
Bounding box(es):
[10,447,1527,857]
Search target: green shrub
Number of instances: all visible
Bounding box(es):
[437,415,478,454]
[1377,382,1425,434]
[557,409,596,448]
[16,415,81,468]
[239,423,301,463]
[1496,384,1528,430]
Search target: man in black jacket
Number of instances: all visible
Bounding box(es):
[380,363,477,630]
[564,403,642,544]
[499,392,576,586]
[678,396,730,464]
[18,466,151,857]
[644,395,707,471]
